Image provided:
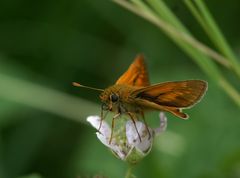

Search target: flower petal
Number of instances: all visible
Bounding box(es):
[154,112,167,136]
[87,115,128,160]
[87,115,111,137]
[126,120,153,153]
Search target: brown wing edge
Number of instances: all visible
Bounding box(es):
[181,80,208,109]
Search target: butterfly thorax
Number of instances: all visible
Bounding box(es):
[99,84,143,114]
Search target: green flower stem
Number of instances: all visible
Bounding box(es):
[0,73,99,123]
[125,164,135,178]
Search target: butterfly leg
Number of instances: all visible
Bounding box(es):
[127,112,142,142]
[98,104,109,132]
[98,107,104,132]
[109,113,121,144]
[140,111,151,140]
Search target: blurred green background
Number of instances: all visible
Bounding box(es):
[0,0,240,178]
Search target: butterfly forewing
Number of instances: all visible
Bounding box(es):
[134,80,207,108]
[115,54,150,87]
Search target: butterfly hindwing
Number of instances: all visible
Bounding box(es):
[134,80,207,108]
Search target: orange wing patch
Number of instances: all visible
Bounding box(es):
[134,80,207,108]
[115,54,150,87]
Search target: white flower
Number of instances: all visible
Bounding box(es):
[87,112,167,164]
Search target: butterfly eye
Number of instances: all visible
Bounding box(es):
[110,94,119,102]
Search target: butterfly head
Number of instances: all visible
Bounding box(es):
[99,86,122,112]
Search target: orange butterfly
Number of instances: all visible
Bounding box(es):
[73,54,207,143]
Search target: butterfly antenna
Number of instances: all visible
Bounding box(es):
[72,82,104,92]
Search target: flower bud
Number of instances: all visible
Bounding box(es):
[87,112,167,164]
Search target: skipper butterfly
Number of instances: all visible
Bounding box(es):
[73,54,207,143]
